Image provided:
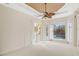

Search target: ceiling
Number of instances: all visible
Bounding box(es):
[26,3,65,13]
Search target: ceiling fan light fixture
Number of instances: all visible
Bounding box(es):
[42,3,56,18]
[43,12,55,18]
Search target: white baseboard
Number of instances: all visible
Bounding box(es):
[0,45,24,55]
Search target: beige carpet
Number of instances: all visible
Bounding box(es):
[1,41,79,56]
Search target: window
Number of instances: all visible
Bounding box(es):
[49,23,65,41]
[33,21,72,43]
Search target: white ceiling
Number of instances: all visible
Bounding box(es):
[1,3,79,19]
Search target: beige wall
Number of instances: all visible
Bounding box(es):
[77,15,79,47]
[0,5,37,54]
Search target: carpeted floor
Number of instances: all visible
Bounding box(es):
[1,41,79,56]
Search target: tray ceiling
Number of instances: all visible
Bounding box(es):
[26,3,65,13]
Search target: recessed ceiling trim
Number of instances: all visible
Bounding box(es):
[27,3,65,13]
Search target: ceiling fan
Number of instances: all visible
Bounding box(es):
[41,3,55,18]
[37,3,67,19]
